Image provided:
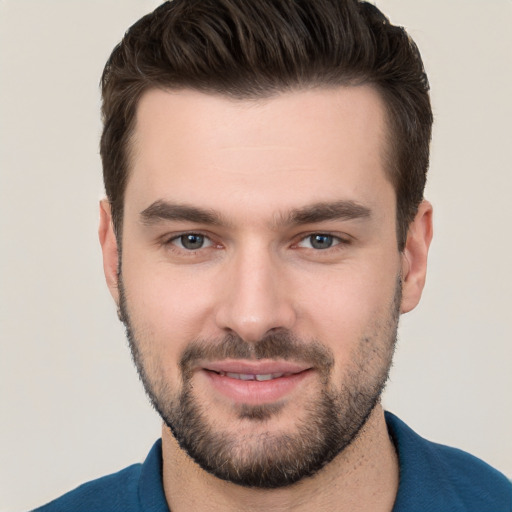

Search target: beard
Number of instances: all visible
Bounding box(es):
[118,276,400,489]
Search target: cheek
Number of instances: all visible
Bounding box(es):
[121,258,219,348]
[304,267,397,326]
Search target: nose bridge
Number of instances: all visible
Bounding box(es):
[215,240,295,342]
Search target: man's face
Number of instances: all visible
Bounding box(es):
[103,86,418,487]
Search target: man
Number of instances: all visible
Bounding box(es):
[33,0,511,510]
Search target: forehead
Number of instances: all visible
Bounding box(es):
[125,86,394,220]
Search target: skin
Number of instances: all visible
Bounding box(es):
[99,86,433,511]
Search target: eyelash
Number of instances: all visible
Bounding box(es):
[295,233,348,250]
[162,232,350,254]
[164,232,216,253]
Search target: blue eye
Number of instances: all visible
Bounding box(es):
[172,234,212,250]
[298,234,340,250]
[310,234,334,249]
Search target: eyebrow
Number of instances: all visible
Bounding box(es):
[140,201,224,226]
[279,200,372,226]
[139,199,372,228]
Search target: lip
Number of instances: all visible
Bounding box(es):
[198,359,313,405]
[201,359,311,375]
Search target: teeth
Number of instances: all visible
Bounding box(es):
[220,372,286,381]
[255,374,275,381]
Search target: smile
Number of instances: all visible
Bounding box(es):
[199,363,313,405]
[215,371,292,381]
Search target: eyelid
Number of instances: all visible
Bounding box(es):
[161,231,219,252]
[159,230,351,252]
[295,232,350,249]
[171,233,212,248]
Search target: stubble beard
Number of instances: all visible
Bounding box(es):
[118,276,400,489]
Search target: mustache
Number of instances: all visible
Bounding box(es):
[179,331,335,376]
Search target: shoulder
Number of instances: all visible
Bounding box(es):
[427,441,512,508]
[30,439,168,512]
[31,463,143,512]
[386,412,512,511]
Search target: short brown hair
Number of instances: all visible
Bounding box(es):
[100,0,432,250]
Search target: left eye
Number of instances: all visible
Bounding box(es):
[297,234,341,250]
[171,233,213,250]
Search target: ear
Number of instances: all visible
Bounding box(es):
[400,200,433,314]
[98,199,120,306]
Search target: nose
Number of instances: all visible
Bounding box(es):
[214,245,297,343]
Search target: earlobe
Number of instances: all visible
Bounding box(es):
[400,200,433,314]
[98,199,120,306]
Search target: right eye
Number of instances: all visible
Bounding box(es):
[169,233,213,250]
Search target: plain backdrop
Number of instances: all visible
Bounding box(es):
[1,1,511,510]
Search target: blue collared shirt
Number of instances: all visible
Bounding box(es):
[32,412,512,511]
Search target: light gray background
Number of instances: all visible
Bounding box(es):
[1,1,511,510]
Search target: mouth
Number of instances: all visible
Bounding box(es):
[201,359,311,375]
[212,371,295,381]
[197,360,313,405]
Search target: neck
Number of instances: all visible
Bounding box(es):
[161,404,399,512]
